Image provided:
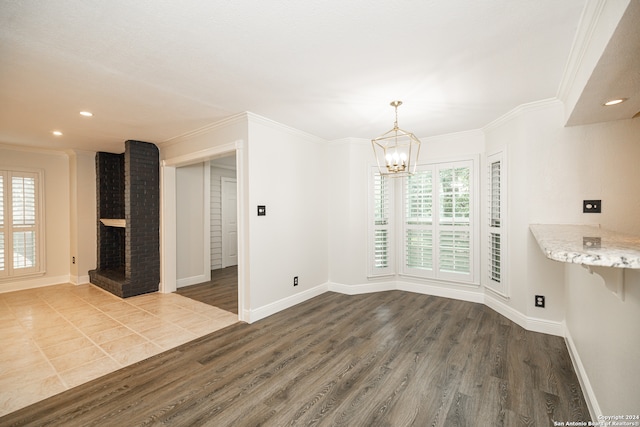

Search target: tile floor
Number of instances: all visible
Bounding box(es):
[0,283,239,417]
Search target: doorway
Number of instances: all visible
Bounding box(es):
[174,154,239,314]
[161,140,246,322]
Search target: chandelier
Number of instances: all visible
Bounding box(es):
[371,101,421,177]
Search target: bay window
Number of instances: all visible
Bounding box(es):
[369,158,477,285]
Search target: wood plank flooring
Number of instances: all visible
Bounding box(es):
[176,267,238,314]
[0,290,590,426]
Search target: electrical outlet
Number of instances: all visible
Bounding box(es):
[293,276,298,286]
[535,295,545,308]
[583,200,601,213]
[72,256,76,264]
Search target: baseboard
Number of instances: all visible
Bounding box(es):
[564,322,601,421]
[176,274,208,288]
[0,274,71,294]
[483,293,563,336]
[245,279,564,339]
[247,283,329,323]
[327,281,395,295]
[326,279,563,337]
[70,274,91,285]
[398,280,484,304]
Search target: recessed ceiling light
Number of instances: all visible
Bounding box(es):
[79,111,93,117]
[603,98,628,106]
[52,130,63,136]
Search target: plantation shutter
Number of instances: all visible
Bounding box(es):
[404,168,434,274]
[486,152,506,296]
[437,165,471,279]
[0,170,41,278]
[11,173,38,272]
[370,170,394,276]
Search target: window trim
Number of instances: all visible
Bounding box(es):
[0,167,46,281]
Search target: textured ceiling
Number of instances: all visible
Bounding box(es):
[0,0,596,153]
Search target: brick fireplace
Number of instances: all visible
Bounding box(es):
[89,140,160,298]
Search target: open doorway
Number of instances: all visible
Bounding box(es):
[174,154,239,315]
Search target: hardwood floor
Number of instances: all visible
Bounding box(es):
[176,267,238,314]
[0,291,590,426]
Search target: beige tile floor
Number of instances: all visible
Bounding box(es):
[0,283,238,417]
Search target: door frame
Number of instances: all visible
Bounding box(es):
[160,140,246,322]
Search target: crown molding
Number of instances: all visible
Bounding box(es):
[158,112,249,148]
[0,142,69,157]
[420,128,484,144]
[245,112,327,145]
[482,98,561,133]
[557,0,610,103]
[65,148,97,156]
[327,137,370,147]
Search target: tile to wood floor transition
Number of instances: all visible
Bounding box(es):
[0,283,238,416]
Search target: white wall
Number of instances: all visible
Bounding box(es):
[565,265,640,416]
[176,162,209,287]
[485,101,640,415]
[246,115,329,312]
[328,138,375,286]
[0,145,71,292]
[485,101,569,323]
[68,150,96,285]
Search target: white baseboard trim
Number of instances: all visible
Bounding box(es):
[177,274,208,288]
[564,322,600,421]
[326,280,562,337]
[0,274,71,294]
[70,274,91,285]
[245,279,563,338]
[328,281,395,295]
[247,283,329,323]
[484,293,563,336]
[398,280,484,304]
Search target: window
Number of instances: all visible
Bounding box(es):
[486,152,507,296]
[402,161,475,282]
[369,158,477,284]
[405,169,433,272]
[368,170,394,276]
[0,169,44,279]
[437,165,471,277]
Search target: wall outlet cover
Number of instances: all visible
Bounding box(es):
[583,200,601,213]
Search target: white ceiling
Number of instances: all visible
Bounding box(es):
[0,0,633,154]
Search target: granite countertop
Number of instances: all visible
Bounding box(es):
[529,224,640,269]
